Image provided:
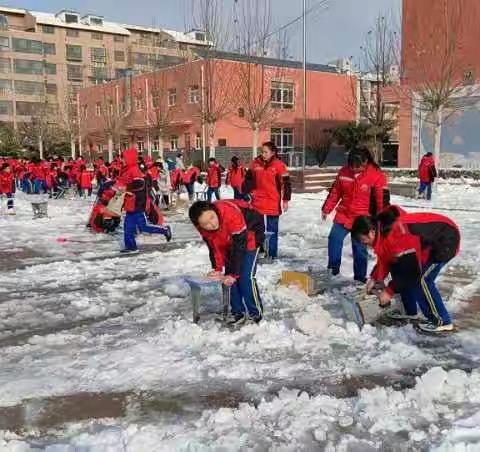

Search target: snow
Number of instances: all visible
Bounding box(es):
[0,184,479,450]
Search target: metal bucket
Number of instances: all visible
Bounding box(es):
[31,201,48,219]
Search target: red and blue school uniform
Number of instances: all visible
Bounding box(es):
[322,163,388,282]
[418,154,437,200]
[206,162,222,202]
[196,200,265,319]
[226,164,245,200]
[371,206,460,326]
[0,168,15,210]
[120,148,170,251]
[243,156,291,259]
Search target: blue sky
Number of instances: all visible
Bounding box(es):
[1,0,401,63]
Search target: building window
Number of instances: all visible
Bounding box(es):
[90,17,104,26]
[66,29,79,37]
[43,43,56,55]
[91,66,108,80]
[137,140,145,151]
[115,69,127,79]
[92,32,103,41]
[188,85,200,104]
[271,127,294,153]
[114,50,125,62]
[91,47,106,63]
[83,105,88,118]
[14,59,44,75]
[195,32,205,41]
[270,81,294,109]
[218,138,227,147]
[0,14,9,31]
[168,88,177,107]
[114,35,125,43]
[184,133,191,150]
[12,38,43,54]
[120,101,126,113]
[66,44,82,61]
[0,100,12,115]
[0,36,9,49]
[16,101,44,116]
[195,132,202,150]
[170,135,179,150]
[46,83,57,95]
[153,139,160,150]
[238,107,245,118]
[135,97,144,110]
[0,57,9,73]
[95,102,101,116]
[67,64,83,81]
[65,14,79,24]
[42,25,55,34]
[45,62,56,75]
[14,80,45,95]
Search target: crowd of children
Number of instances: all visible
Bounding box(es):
[0,145,458,333]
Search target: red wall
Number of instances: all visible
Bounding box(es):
[79,58,356,154]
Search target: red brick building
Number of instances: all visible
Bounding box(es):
[78,51,357,165]
[399,0,480,168]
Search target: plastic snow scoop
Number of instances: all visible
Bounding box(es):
[343,290,397,329]
[184,277,230,324]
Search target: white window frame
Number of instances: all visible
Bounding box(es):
[271,81,294,109]
[195,132,202,150]
[271,127,294,153]
[188,85,200,104]
[95,102,101,116]
[137,140,145,151]
[168,88,177,107]
[170,135,179,150]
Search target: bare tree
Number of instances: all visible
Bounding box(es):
[191,0,237,158]
[305,115,336,167]
[235,0,289,160]
[349,13,399,163]
[401,0,478,173]
[98,84,128,161]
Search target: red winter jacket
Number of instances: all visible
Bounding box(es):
[243,156,291,216]
[322,163,388,230]
[418,155,437,183]
[0,171,14,194]
[31,163,46,180]
[182,166,200,185]
[207,163,222,188]
[226,165,245,191]
[45,169,58,189]
[170,168,184,190]
[196,200,265,277]
[79,170,93,189]
[371,206,460,295]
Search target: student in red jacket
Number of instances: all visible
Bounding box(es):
[78,165,93,198]
[0,163,15,214]
[322,147,388,283]
[418,152,437,200]
[189,199,265,325]
[119,148,172,253]
[242,141,291,259]
[183,165,201,201]
[206,157,222,202]
[45,163,58,198]
[226,156,245,200]
[31,159,47,194]
[352,206,459,333]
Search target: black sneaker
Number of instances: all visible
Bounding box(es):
[251,315,263,324]
[164,225,173,242]
[228,314,246,327]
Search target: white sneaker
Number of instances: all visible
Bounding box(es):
[418,322,454,333]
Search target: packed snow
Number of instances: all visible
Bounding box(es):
[0,184,480,451]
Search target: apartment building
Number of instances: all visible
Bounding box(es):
[0,5,209,137]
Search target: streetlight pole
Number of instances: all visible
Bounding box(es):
[302,0,307,170]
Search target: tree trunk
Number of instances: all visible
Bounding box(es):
[252,124,259,161]
[108,137,114,163]
[433,107,443,192]
[70,138,76,160]
[209,125,215,158]
[158,136,164,160]
[147,133,152,158]
[39,136,43,160]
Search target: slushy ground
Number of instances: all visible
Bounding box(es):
[0,184,479,451]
